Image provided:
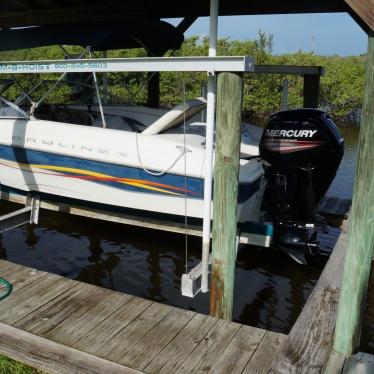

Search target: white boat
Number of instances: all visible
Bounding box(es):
[0,69,346,265]
[0,15,344,264]
[0,91,265,224]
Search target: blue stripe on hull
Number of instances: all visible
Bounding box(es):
[0,144,203,198]
[0,144,262,202]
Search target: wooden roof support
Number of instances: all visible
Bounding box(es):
[344,0,374,34]
[303,75,321,108]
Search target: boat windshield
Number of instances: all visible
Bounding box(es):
[0,79,14,96]
[0,96,28,119]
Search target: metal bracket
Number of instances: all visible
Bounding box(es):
[0,195,40,233]
[29,195,40,225]
[181,255,212,298]
[181,223,272,298]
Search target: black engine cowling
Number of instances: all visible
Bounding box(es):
[259,109,344,263]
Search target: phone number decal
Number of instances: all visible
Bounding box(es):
[0,62,108,72]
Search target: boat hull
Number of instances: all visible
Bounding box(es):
[0,119,264,223]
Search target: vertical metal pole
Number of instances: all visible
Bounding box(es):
[201,83,207,122]
[201,0,219,293]
[88,48,107,128]
[333,34,374,355]
[147,51,160,108]
[102,51,108,105]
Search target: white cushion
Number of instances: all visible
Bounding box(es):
[142,97,206,135]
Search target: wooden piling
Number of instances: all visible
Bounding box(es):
[210,72,243,320]
[333,34,374,355]
[303,74,320,108]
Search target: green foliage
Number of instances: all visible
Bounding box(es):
[272,52,366,118]
[0,355,40,374]
[0,32,365,119]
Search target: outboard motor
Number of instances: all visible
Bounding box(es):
[259,109,344,264]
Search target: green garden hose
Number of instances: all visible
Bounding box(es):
[0,277,12,300]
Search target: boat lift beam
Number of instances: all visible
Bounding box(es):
[0,56,254,75]
[0,196,40,234]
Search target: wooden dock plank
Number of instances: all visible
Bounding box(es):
[0,322,141,374]
[1,269,46,294]
[209,324,267,374]
[72,296,153,355]
[43,288,131,346]
[322,349,346,374]
[0,261,53,300]
[98,301,171,362]
[54,290,132,346]
[13,282,94,335]
[272,288,339,374]
[145,313,218,374]
[0,259,39,276]
[0,259,28,277]
[270,220,348,373]
[119,307,195,371]
[0,260,290,374]
[0,260,47,290]
[0,274,76,325]
[175,318,241,373]
[242,331,287,374]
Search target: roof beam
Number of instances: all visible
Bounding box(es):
[252,65,324,76]
[0,9,145,29]
[0,0,347,29]
[0,0,371,35]
[344,0,374,33]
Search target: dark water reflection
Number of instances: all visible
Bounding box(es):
[0,122,360,336]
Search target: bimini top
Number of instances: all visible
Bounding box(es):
[0,20,184,54]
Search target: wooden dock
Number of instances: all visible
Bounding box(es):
[0,215,373,373]
[0,259,286,373]
[271,218,374,374]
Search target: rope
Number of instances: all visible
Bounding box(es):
[0,277,12,300]
[135,131,188,176]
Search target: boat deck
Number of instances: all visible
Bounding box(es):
[0,259,286,374]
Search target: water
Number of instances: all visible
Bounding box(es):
[0,122,360,336]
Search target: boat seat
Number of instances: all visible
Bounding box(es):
[34,104,91,126]
[142,97,206,135]
[91,113,145,132]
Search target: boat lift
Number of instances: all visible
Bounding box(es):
[0,54,324,299]
[0,53,256,298]
[0,0,324,298]
[0,195,40,234]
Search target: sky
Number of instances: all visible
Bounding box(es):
[168,13,367,56]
